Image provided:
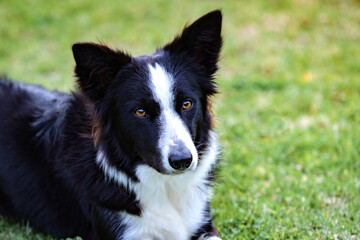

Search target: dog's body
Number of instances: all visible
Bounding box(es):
[0,10,222,240]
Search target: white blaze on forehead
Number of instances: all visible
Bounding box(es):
[148,63,198,172]
[148,63,174,109]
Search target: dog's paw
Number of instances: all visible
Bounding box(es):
[198,233,222,240]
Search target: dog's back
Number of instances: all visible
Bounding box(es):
[0,79,71,148]
[0,79,88,237]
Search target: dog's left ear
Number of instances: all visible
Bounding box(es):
[164,10,223,79]
[72,42,131,104]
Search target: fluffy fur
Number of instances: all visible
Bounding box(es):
[0,10,223,240]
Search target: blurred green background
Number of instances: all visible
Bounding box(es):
[1,0,360,239]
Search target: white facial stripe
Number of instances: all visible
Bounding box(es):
[148,63,174,110]
[148,64,198,172]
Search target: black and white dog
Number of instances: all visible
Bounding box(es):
[0,10,223,240]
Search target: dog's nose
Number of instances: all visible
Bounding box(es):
[168,140,192,171]
[169,152,192,171]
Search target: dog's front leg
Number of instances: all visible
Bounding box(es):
[87,204,125,240]
[192,202,222,240]
[198,233,222,240]
[191,218,221,240]
[197,222,222,240]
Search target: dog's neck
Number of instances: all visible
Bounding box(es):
[95,131,219,240]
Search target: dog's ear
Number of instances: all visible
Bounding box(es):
[72,42,131,103]
[164,10,222,79]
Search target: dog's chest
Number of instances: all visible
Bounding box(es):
[120,170,209,240]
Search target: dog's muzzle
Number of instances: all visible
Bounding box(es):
[168,140,193,171]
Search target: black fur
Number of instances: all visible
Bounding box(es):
[0,10,222,239]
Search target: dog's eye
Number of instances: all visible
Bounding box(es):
[135,109,147,117]
[182,100,192,110]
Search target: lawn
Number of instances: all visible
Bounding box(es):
[0,0,360,239]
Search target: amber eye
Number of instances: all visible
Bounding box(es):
[135,109,146,117]
[182,100,192,110]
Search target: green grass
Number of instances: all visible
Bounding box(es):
[1,0,359,239]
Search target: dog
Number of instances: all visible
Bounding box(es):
[0,10,223,240]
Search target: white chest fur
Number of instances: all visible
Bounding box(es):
[96,132,219,240]
[120,166,211,240]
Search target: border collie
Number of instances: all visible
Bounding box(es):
[0,10,223,240]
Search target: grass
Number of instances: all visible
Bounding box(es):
[0,0,359,239]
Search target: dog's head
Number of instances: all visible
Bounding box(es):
[72,10,222,175]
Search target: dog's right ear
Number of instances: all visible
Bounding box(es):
[163,10,222,82]
[72,43,131,104]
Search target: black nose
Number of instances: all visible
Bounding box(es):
[168,141,192,171]
[169,153,192,170]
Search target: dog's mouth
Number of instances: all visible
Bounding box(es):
[134,141,199,175]
[143,157,197,176]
